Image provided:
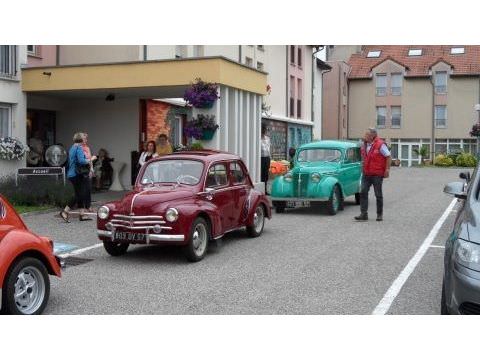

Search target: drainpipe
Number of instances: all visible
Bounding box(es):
[286,45,289,117]
[346,63,352,140]
[56,45,60,66]
[430,74,435,161]
[320,65,332,140]
[143,45,147,61]
[311,46,324,137]
[238,45,242,63]
[337,63,342,139]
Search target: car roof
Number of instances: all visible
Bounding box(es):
[299,140,359,150]
[157,149,242,162]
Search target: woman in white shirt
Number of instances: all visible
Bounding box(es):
[138,141,159,167]
[260,124,271,195]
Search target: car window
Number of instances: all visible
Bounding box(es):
[230,162,246,184]
[206,163,229,188]
[346,148,361,163]
[141,160,203,185]
[297,148,342,163]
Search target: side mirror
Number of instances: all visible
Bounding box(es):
[444,181,467,200]
[459,171,471,182]
[199,187,215,200]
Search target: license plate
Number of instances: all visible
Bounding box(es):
[114,231,146,242]
[287,201,310,208]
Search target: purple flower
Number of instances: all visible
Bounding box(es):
[184,78,219,108]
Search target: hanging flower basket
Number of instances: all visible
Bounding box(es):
[0,137,29,161]
[183,114,219,141]
[471,123,480,137]
[183,78,220,108]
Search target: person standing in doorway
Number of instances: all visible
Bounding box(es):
[261,124,271,195]
[156,134,173,156]
[354,128,391,222]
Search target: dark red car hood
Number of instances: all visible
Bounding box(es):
[115,185,195,215]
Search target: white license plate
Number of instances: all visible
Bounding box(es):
[287,201,310,208]
[114,231,146,242]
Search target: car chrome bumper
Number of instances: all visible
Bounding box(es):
[97,229,185,243]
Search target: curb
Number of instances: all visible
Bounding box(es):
[20,207,60,217]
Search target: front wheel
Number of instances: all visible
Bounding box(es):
[327,185,342,215]
[184,217,210,262]
[247,205,266,237]
[2,257,50,315]
[103,241,129,256]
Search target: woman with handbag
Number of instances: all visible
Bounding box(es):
[60,133,96,222]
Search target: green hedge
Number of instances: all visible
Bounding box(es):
[434,154,454,167]
[0,175,74,207]
[456,152,477,167]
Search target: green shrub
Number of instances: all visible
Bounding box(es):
[189,142,204,151]
[0,175,74,207]
[455,152,477,167]
[434,154,454,167]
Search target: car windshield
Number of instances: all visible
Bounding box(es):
[140,160,204,185]
[297,148,343,163]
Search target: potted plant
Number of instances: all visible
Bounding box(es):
[413,145,429,165]
[471,123,480,137]
[183,78,219,109]
[0,137,28,161]
[183,114,219,141]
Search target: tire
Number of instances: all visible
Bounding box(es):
[441,279,450,315]
[184,217,210,262]
[103,241,129,256]
[327,185,342,215]
[274,201,286,214]
[355,193,361,205]
[247,204,266,238]
[2,257,50,315]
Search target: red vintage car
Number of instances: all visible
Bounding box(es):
[0,195,62,315]
[97,150,272,262]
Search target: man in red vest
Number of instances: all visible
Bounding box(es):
[354,128,391,222]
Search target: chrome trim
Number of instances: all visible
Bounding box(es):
[110,225,172,230]
[213,226,245,240]
[97,230,184,242]
[113,214,164,220]
[271,197,329,202]
[111,219,167,225]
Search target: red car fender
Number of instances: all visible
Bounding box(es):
[0,229,61,287]
[175,202,223,240]
[246,193,272,226]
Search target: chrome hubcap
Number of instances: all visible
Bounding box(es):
[253,206,265,233]
[14,266,45,315]
[192,223,207,256]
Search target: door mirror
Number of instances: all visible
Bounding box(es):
[444,181,467,200]
[199,187,215,200]
[459,171,471,182]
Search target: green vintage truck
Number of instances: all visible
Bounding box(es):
[271,140,362,215]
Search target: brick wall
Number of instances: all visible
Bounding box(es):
[146,100,171,142]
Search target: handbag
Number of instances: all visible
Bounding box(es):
[76,163,91,176]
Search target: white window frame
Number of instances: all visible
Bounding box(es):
[435,105,447,128]
[0,103,12,138]
[367,50,381,58]
[245,57,253,67]
[375,74,387,96]
[434,71,448,94]
[391,106,401,128]
[408,49,422,56]
[256,61,264,71]
[376,106,386,128]
[27,45,37,56]
[391,73,403,95]
[450,47,465,55]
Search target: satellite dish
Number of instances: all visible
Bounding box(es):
[45,145,67,167]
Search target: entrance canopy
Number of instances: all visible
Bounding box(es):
[22,56,267,96]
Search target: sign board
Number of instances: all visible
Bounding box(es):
[16,167,65,186]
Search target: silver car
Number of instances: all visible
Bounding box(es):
[442,169,480,314]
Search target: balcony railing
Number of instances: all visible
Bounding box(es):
[0,45,17,79]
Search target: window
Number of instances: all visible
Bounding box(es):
[257,45,264,51]
[0,45,17,79]
[290,45,295,64]
[346,148,361,162]
[391,106,401,128]
[376,74,387,96]
[451,47,465,55]
[367,50,381,58]
[289,76,295,117]
[408,49,422,56]
[0,103,12,138]
[230,162,246,184]
[376,106,386,127]
[175,45,187,58]
[434,71,447,94]
[193,45,204,57]
[245,57,253,67]
[27,45,37,56]
[297,78,302,118]
[297,47,302,67]
[391,73,403,95]
[256,61,264,71]
[435,105,447,128]
[206,164,228,188]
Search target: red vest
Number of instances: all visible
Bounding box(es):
[361,138,387,177]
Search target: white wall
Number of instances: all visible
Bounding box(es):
[0,45,27,179]
[264,45,287,118]
[146,45,176,60]
[56,98,139,188]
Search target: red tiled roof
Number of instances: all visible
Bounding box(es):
[348,45,480,79]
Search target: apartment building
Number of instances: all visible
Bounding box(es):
[323,45,480,167]
[0,45,27,178]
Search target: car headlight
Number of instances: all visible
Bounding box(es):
[454,238,480,272]
[97,206,110,220]
[284,172,293,183]
[311,173,321,183]
[166,208,179,222]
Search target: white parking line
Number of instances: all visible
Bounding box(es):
[372,198,457,315]
[429,245,446,249]
[58,243,103,258]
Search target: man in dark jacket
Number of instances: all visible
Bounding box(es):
[354,128,391,222]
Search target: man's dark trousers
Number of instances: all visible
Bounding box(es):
[360,175,383,215]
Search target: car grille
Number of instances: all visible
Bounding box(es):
[110,214,172,231]
[293,173,310,197]
[459,302,480,315]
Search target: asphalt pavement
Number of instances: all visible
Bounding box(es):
[22,166,464,314]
